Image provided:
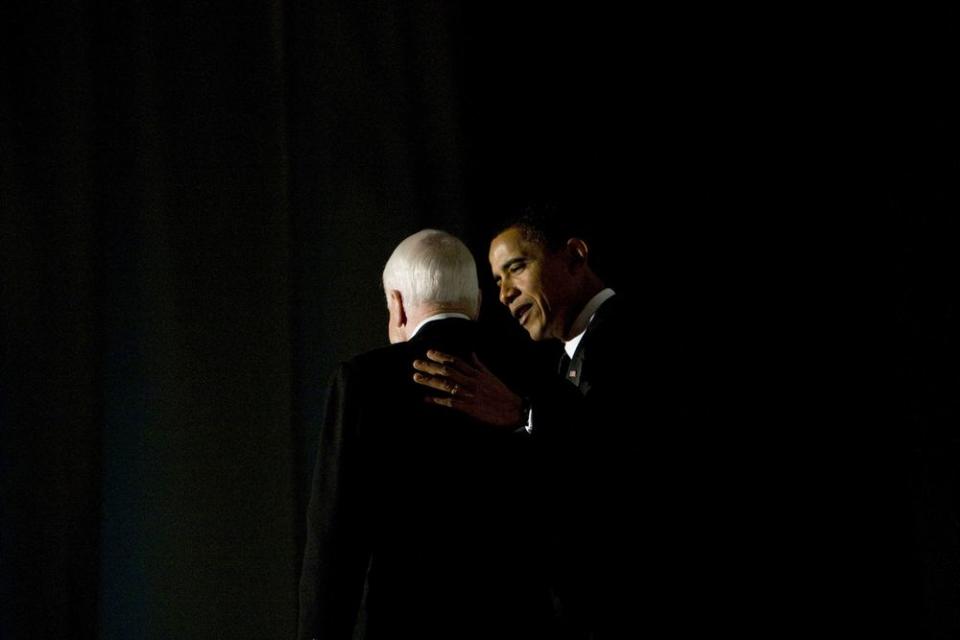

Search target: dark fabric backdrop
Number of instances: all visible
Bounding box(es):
[1,3,956,638]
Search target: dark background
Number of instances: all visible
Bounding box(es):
[1,3,956,638]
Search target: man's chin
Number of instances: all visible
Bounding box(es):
[523,324,545,342]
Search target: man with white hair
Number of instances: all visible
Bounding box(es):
[298,229,556,640]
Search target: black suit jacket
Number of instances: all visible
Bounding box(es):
[298,318,557,640]
[526,295,661,639]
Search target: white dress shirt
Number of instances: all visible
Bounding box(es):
[409,312,472,339]
[525,288,616,434]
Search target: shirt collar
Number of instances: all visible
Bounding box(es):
[563,288,616,358]
[410,312,472,339]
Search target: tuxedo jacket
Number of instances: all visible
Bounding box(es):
[525,294,657,639]
[530,294,778,638]
[297,318,557,640]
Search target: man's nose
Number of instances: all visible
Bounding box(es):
[499,281,518,306]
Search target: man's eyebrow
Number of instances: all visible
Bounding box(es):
[498,256,525,272]
[492,255,526,282]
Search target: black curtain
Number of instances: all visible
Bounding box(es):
[887,9,960,636]
[0,3,640,637]
[1,2,956,638]
[3,1,299,637]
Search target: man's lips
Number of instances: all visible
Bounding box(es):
[513,303,533,325]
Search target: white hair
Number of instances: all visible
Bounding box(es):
[382,229,479,316]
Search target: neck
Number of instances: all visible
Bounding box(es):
[406,304,473,335]
[561,276,606,341]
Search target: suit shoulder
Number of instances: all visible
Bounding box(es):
[597,293,627,323]
[344,342,414,376]
[587,295,629,343]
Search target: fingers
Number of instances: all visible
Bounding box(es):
[424,349,456,364]
[413,372,475,398]
[413,372,448,392]
[424,392,475,409]
[412,358,448,376]
[424,394,456,409]
[426,350,480,378]
[413,358,471,384]
[411,349,484,402]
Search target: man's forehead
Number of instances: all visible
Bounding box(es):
[489,231,534,268]
[490,227,536,253]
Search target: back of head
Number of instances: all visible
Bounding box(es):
[382,229,480,316]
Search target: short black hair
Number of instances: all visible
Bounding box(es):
[492,202,596,253]
[491,201,617,287]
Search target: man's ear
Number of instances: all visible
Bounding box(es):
[472,289,482,321]
[388,289,407,328]
[566,238,590,270]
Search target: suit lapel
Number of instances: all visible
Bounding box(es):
[565,294,620,391]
